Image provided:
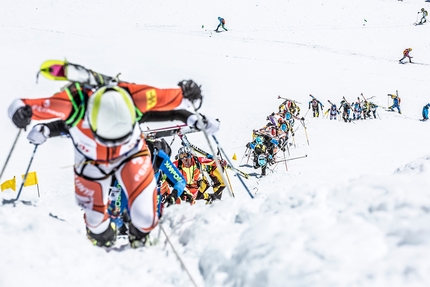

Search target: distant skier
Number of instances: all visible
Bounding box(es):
[417,8,428,25]
[215,17,228,32]
[388,93,401,114]
[422,103,430,121]
[279,100,300,116]
[308,95,324,117]
[246,135,275,177]
[338,99,352,122]
[329,102,338,120]
[399,48,413,64]
[352,101,362,120]
[369,102,379,119]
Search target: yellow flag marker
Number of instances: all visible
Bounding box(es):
[1,176,16,192]
[22,171,38,187]
[232,153,237,160]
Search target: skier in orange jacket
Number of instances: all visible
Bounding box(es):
[8,61,219,248]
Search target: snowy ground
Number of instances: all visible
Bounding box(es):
[1,0,430,286]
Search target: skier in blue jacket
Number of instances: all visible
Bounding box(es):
[422,103,430,121]
[215,17,228,32]
[388,93,401,114]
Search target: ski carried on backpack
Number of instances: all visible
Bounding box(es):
[309,94,321,102]
[143,124,198,139]
[342,96,351,105]
[277,95,302,104]
[36,59,119,88]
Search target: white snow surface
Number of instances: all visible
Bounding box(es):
[1,0,430,286]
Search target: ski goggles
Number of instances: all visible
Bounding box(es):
[179,153,192,159]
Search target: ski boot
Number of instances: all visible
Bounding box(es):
[86,222,117,248]
[128,223,150,248]
[118,223,128,236]
[261,166,267,176]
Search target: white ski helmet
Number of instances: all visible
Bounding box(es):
[87,86,136,147]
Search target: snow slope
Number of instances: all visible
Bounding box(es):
[1,0,430,286]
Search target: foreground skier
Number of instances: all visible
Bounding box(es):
[8,63,219,248]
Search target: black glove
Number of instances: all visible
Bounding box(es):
[300,117,305,121]
[178,80,202,103]
[152,138,172,157]
[164,189,179,207]
[205,193,217,204]
[181,191,195,203]
[12,105,32,129]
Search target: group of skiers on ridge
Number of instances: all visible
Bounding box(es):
[281,91,429,121]
[307,94,381,122]
[244,98,304,176]
[7,60,226,249]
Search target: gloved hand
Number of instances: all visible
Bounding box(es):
[165,194,176,207]
[178,80,202,103]
[187,114,220,135]
[181,190,195,204]
[219,159,227,168]
[12,105,32,129]
[27,124,50,145]
[300,117,305,121]
[205,193,217,204]
[165,189,179,207]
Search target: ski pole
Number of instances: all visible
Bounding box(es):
[3,144,39,205]
[282,151,288,171]
[218,150,235,194]
[275,154,307,163]
[228,165,249,179]
[190,103,235,198]
[300,120,310,145]
[0,129,22,182]
[239,147,249,165]
[212,135,253,199]
[277,95,302,104]
[159,223,199,287]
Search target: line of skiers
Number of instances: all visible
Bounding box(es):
[291,91,429,122]
[307,94,380,122]
[329,96,381,122]
[243,98,304,176]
